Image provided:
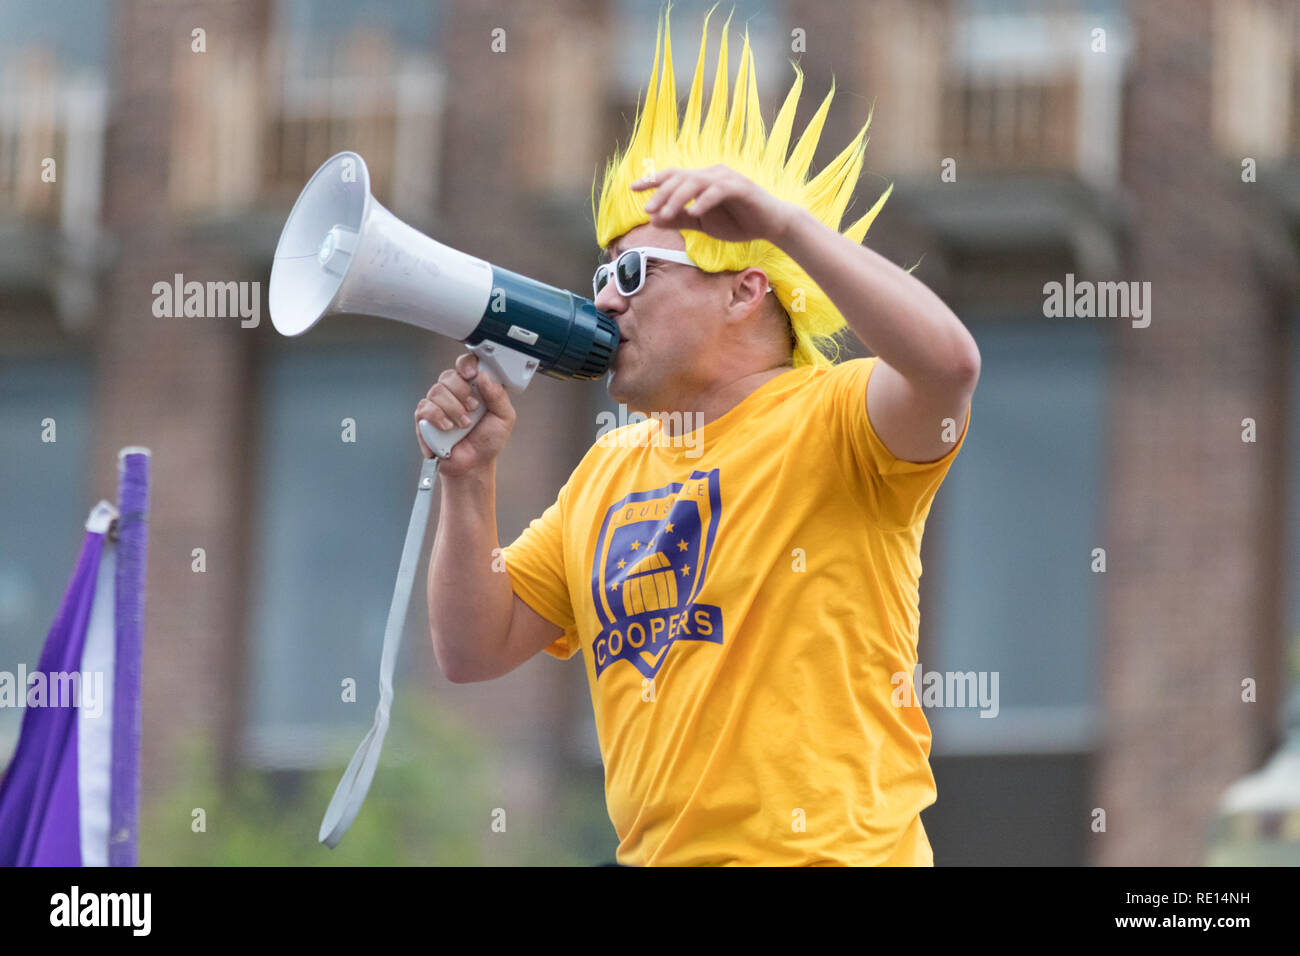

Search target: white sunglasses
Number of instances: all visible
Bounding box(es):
[593,247,697,298]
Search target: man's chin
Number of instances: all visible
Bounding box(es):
[606,369,630,405]
[607,360,654,412]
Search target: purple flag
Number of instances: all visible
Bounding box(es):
[0,447,149,866]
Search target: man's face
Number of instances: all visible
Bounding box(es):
[595,223,732,414]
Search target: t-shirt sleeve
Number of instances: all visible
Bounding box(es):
[821,356,971,532]
[501,480,581,660]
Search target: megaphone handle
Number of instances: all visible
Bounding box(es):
[419,385,486,460]
[419,343,537,459]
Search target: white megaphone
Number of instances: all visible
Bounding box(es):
[269,150,619,457]
[268,152,619,851]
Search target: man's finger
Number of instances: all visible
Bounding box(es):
[414,400,434,458]
[476,367,511,419]
[652,173,707,219]
[643,169,686,210]
[633,166,678,190]
[454,352,479,378]
[686,183,726,219]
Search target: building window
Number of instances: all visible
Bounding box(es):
[241,345,429,768]
[923,319,1111,755]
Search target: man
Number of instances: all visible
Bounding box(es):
[416,9,978,865]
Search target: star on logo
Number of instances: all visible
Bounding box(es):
[677,539,689,552]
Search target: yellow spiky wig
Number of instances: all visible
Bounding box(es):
[592,4,891,369]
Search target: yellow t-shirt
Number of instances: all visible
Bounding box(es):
[502,356,970,865]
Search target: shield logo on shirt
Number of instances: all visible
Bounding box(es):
[590,469,725,680]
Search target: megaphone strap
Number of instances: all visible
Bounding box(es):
[319,454,441,848]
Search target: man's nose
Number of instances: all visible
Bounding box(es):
[594,281,627,315]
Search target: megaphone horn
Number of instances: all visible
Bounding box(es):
[269,151,619,456]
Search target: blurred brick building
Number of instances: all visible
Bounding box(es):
[1,0,1297,864]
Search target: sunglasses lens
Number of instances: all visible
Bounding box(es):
[594,267,609,295]
[616,251,642,295]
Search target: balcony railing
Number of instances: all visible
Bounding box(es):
[942,5,1128,187]
[863,1,1129,190]
[0,48,108,234]
[0,47,109,327]
[168,27,444,226]
[942,73,1078,173]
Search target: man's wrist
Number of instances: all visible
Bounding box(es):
[769,201,813,254]
[439,463,497,502]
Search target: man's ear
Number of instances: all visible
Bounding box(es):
[729,268,770,313]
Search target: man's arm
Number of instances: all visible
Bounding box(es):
[426,466,563,682]
[419,354,564,683]
[774,205,980,463]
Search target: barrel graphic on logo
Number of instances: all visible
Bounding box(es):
[622,551,678,615]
